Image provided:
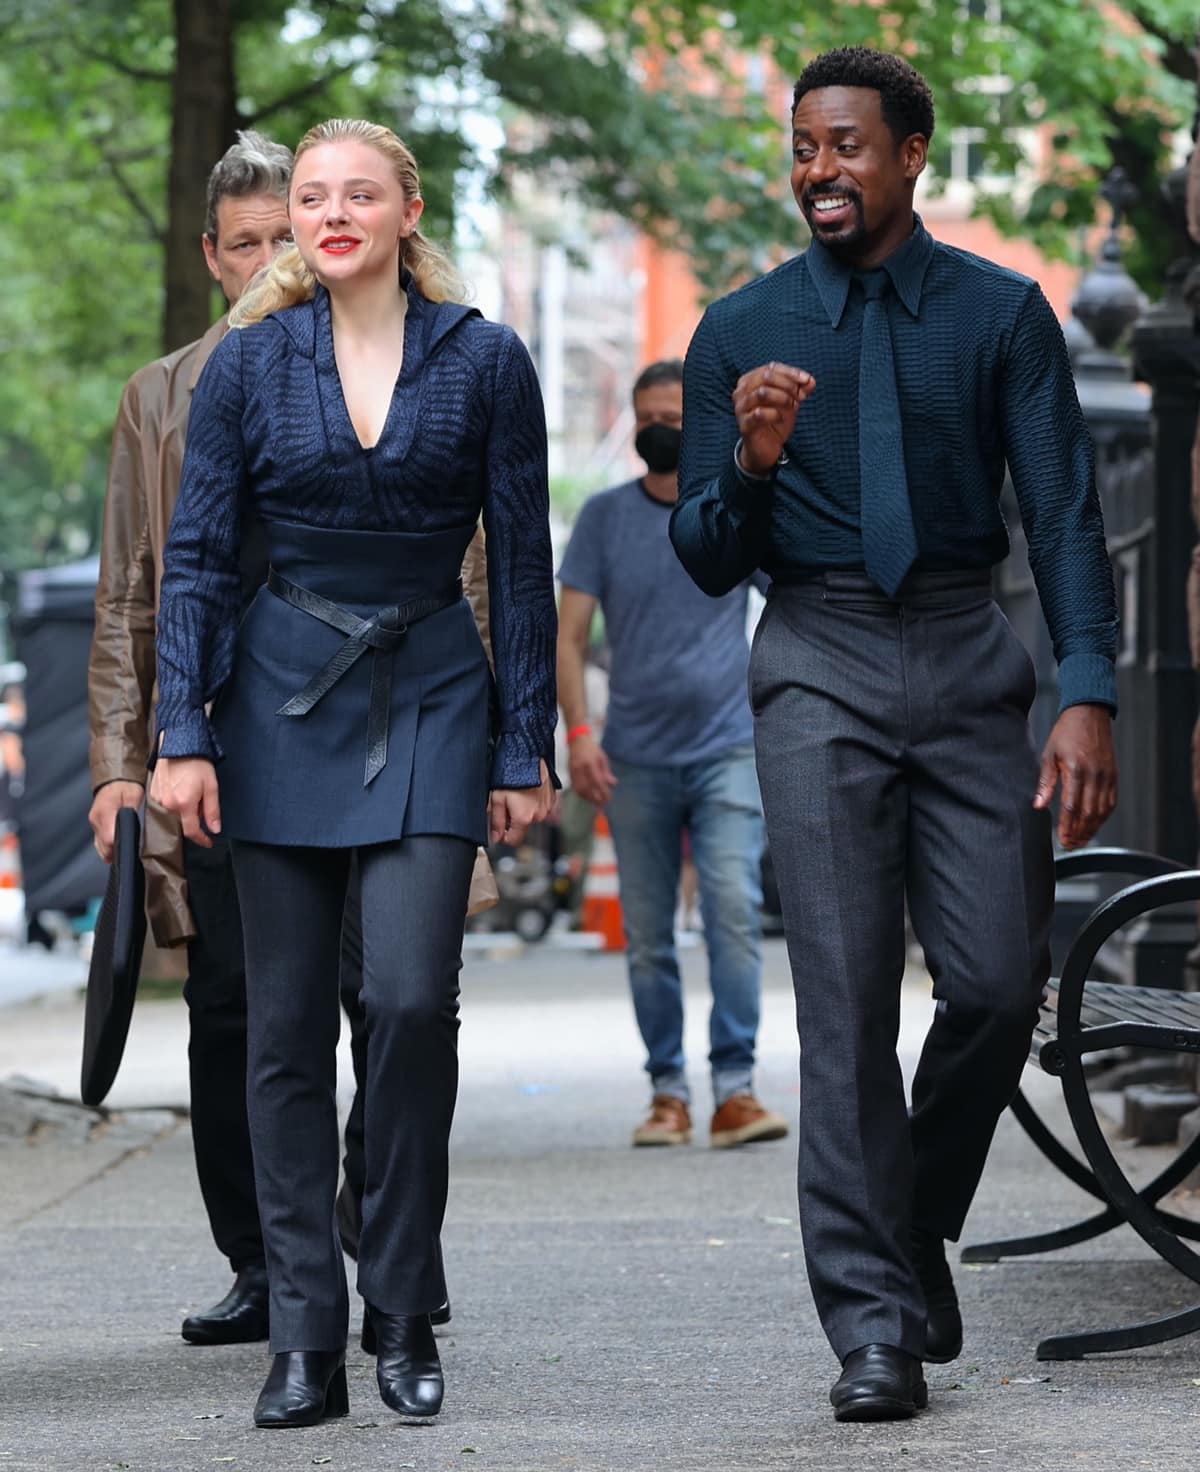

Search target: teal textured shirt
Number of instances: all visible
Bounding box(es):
[670,219,1118,713]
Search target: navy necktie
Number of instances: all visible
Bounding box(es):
[858,270,918,597]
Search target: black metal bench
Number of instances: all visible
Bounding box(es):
[962,848,1200,1359]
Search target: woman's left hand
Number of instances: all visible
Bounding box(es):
[489,759,555,846]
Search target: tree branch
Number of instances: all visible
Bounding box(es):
[242,60,361,125]
[76,44,172,84]
[6,29,70,52]
[1124,5,1195,84]
[98,144,166,245]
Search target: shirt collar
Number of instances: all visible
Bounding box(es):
[806,214,934,327]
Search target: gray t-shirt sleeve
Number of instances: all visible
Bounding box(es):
[558,494,608,601]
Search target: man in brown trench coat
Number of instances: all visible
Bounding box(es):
[88,130,496,1344]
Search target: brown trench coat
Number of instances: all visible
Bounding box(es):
[88,317,498,948]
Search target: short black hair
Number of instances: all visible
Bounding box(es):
[632,359,684,401]
[792,48,935,145]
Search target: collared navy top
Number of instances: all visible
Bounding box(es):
[670,217,1118,712]
[155,279,558,789]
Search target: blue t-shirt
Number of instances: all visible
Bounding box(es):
[559,479,760,766]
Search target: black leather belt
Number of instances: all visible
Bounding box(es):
[267,569,463,786]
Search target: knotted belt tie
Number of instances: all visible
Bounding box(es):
[267,569,463,787]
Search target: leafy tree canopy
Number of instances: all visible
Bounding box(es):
[0,0,788,567]
[1,0,1198,568]
[646,1,1198,285]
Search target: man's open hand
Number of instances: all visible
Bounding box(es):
[1033,705,1118,849]
[568,733,617,808]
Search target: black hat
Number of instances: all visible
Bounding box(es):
[80,806,147,1106]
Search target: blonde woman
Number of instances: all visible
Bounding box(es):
[151,120,556,1428]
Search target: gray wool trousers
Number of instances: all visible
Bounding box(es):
[750,570,1054,1362]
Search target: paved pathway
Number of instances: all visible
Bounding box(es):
[2,942,1199,1470]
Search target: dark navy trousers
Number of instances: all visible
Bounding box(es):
[182,839,371,1279]
[232,835,475,1352]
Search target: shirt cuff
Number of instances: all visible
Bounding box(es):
[89,737,149,792]
[1057,653,1118,716]
[491,729,554,790]
[718,451,778,531]
[151,706,223,766]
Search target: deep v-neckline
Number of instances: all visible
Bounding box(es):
[320,288,415,454]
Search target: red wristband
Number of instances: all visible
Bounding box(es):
[567,724,592,745]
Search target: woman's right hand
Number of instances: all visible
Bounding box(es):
[150,756,221,848]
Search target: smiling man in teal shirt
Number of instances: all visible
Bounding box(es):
[671,46,1118,1423]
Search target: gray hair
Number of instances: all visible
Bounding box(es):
[204,129,293,239]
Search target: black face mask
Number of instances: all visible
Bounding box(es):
[635,422,682,475]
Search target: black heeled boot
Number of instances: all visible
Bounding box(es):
[253,1350,349,1429]
[364,1306,443,1419]
[361,1299,451,1353]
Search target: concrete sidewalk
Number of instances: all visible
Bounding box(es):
[2,941,1199,1470]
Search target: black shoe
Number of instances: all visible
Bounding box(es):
[911,1228,963,1364]
[361,1299,451,1352]
[365,1306,443,1419]
[254,1351,349,1429]
[336,1177,361,1261]
[182,1265,270,1345]
[830,1344,928,1423]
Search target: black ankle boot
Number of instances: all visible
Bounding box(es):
[911,1227,963,1364]
[361,1299,451,1353]
[365,1306,443,1419]
[253,1351,349,1429]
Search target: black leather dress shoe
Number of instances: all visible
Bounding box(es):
[181,1265,270,1345]
[912,1228,963,1364]
[254,1350,349,1429]
[365,1306,443,1419]
[830,1344,928,1422]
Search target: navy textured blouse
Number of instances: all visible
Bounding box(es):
[155,280,557,788]
[670,218,1118,713]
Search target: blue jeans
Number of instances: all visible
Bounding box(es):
[605,745,765,1107]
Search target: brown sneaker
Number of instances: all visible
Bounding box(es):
[710,1093,789,1149]
[632,1094,693,1147]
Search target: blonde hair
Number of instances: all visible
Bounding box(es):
[231,118,468,328]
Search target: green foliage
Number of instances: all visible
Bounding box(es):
[0,0,790,569]
[3,0,1200,572]
[0,1,170,563]
[654,0,1198,281]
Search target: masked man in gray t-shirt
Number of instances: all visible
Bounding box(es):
[557,360,788,1151]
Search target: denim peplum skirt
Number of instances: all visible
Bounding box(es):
[211,518,491,848]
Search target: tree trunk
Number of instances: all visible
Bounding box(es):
[164,0,237,353]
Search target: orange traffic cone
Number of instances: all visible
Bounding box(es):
[580,812,625,952]
[0,829,19,890]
